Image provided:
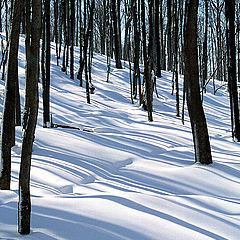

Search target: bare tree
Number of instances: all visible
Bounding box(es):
[43,0,51,127]
[0,0,24,190]
[18,0,41,234]
[184,0,212,164]
[112,0,122,69]
[225,0,240,141]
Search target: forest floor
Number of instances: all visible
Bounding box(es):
[1,35,240,240]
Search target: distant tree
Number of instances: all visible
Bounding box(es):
[18,0,41,234]
[225,0,240,141]
[0,0,24,190]
[184,0,212,164]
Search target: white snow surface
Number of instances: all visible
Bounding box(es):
[0,35,240,240]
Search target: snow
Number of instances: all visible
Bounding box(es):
[1,34,240,239]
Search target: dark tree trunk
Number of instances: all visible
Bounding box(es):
[106,0,111,82]
[15,72,21,126]
[18,0,41,234]
[225,0,240,141]
[0,4,2,32]
[23,0,31,130]
[202,0,208,93]
[77,0,84,86]
[5,0,9,40]
[101,0,106,55]
[21,0,26,34]
[43,0,51,127]
[155,0,161,77]
[54,0,59,66]
[141,0,153,121]
[160,0,165,70]
[58,0,64,61]
[174,0,179,117]
[184,0,212,164]
[167,0,173,71]
[66,0,70,70]
[83,0,95,104]
[70,0,75,79]
[112,0,122,69]
[117,0,122,59]
[148,0,154,71]
[133,0,140,100]
[0,0,24,190]
[76,0,79,47]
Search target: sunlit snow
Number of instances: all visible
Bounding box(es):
[0,34,240,240]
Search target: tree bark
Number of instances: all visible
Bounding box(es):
[155,0,161,77]
[18,0,41,234]
[43,0,51,127]
[141,0,153,121]
[167,0,173,71]
[112,0,122,69]
[70,0,75,79]
[225,0,240,141]
[202,0,208,93]
[0,0,24,190]
[184,0,212,164]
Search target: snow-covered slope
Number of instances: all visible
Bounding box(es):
[0,35,240,240]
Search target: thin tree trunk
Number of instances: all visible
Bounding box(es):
[141,0,153,121]
[70,0,75,79]
[202,0,208,93]
[23,0,31,130]
[54,0,59,66]
[112,0,122,69]
[0,0,24,190]
[18,0,41,234]
[43,0,51,127]
[155,0,161,77]
[167,0,173,71]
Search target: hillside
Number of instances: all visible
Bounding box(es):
[0,35,240,240]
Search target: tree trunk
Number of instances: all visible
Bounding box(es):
[18,0,41,234]
[174,0,179,117]
[117,0,122,59]
[167,0,173,71]
[0,0,24,190]
[141,0,153,121]
[23,0,31,130]
[225,0,240,141]
[43,0,51,127]
[112,0,122,69]
[54,0,59,66]
[70,0,75,79]
[184,0,212,164]
[155,0,161,77]
[202,0,208,93]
